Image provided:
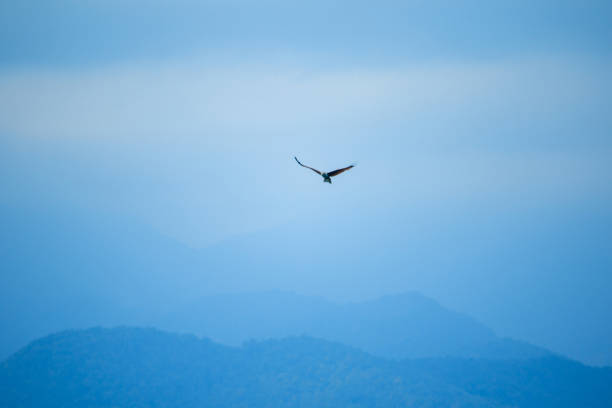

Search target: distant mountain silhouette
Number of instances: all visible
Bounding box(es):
[0,204,204,360]
[160,291,550,360]
[0,204,562,363]
[1,328,611,408]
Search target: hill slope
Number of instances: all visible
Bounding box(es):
[161,291,549,360]
[1,328,611,408]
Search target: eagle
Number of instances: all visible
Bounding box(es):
[294,157,354,184]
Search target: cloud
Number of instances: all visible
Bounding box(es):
[1,56,610,147]
[1,55,611,246]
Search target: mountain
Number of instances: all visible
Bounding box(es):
[1,327,611,408]
[159,291,550,360]
[0,204,205,360]
[1,204,549,363]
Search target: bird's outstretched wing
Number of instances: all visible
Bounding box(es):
[294,157,322,175]
[328,164,354,177]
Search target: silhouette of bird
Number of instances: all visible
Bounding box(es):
[294,157,354,184]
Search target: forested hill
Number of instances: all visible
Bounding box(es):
[1,327,611,408]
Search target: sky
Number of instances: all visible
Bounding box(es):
[1,1,612,365]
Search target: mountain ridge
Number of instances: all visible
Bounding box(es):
[0,204,575,364]
[158,290,551,361]
[1,327,610,408]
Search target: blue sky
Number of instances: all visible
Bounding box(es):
[1,0,612,365]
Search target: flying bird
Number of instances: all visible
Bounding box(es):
[294,157,354,184]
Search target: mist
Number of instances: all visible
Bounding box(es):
[1,2,612,406]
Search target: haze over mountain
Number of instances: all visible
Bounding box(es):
[2,0,611,381]
[1,202,608,365]
[2,327,611,408]
[0,203,555,364]
[160,291,550,361]
[1,2,611,407]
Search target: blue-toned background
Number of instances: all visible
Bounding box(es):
[1,0,611,366]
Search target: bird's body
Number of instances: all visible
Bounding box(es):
[294,157,354,184]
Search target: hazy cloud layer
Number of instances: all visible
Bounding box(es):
[2,56,611,246]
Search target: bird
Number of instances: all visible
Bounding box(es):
[294,157,354,184]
